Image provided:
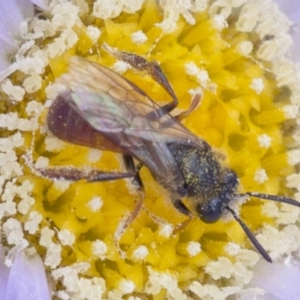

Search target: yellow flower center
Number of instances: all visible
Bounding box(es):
[1,0,299,298]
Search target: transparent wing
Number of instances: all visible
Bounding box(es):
[47,92,123,152]
[53,57,206,186]
[59,57,202,144]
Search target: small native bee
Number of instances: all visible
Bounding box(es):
[39,46,300,262]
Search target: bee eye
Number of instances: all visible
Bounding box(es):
[197,198,222,223]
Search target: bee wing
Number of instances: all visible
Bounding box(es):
[57,57,206,186]
[47,92,124,152]
[58,56,158,117]
[59,57,201,144]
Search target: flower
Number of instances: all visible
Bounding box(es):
[0,0,300,299]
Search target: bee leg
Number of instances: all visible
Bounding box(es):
[173,199,193,234]
[142,199,192,234]
[175,93,202,121]
[114,154,145,258]
[23,153,139,182]
[104,44,202,120]
[41,168,137,181]
[24,161,136,184]
[103,43,178,114]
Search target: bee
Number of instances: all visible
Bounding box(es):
[38,46,300,262]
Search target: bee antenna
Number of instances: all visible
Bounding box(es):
[236,192,300,207]
[225,206,272,263]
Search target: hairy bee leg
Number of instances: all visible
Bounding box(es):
[114,193,144,258]
[103,44,178,114]
[24,153,138,182]
[114,155,145,258]
[172,199,193,234]
[142,207,170,226]
[122,155,144,191]
[41,168,137,181]
[27,165,136,182]
[173,199,192,216]
[142,200,192,234]
[175,94,202,121]
[143,206,191,235]
[104,44,202,121]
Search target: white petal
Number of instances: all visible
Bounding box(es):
[31,0,49,10]
[4,251,51,300]
[275,0,300,23]
[0,39,16,70]
[0,0,34,46]
[247,260,300,299]
[0,248,9,299]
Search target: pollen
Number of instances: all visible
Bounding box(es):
[257,134,272,148]
[112,60,131,74]
[254,169,268,183]
[39,227,55,248]
[119,279,135,294]
[92,240,107,258]
[131,30,148,44]
[44,136,66,152]
[132,245,149,260]
[186,241,202,257]
[86,26,101,43]
[23,74,42,93]
[24,211,43,234]
[2,79,25,102]
[158,223,174,238]
[87,196,103,212]
[34,156,49,168]
[1,0,299,299]
[249,78,264,94]
[45,243,62,268]
[58,229,76,246]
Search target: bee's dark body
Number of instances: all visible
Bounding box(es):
[48,78,238,224]
[43,50,300,262]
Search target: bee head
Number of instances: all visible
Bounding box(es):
[195,169,300,262]
[195,169,239,223]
